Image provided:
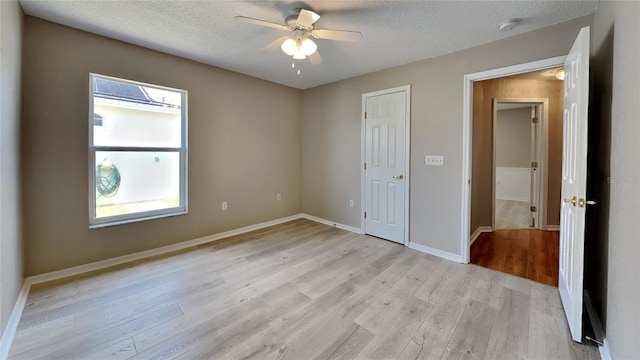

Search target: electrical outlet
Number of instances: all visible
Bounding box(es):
[349,200,354,208]
[221,201,228,211]
[276,193,282,201]
[425,155,445,166]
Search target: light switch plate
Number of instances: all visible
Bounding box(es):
[425,155,444,166]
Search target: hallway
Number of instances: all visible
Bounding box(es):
[471,229,559,286]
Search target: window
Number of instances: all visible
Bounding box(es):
[89,74,187,227]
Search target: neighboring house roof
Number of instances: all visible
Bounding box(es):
[94,78,178,108]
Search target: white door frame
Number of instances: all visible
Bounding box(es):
[361,85,411,246]
[461,56,565,263]
[492,98,549,231]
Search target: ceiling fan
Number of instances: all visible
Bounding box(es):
[235,8,363,65]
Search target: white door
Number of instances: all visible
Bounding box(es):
[559,26,590,343]
[364,89,408,244]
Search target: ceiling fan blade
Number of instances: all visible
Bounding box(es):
[311,29,362,42]
[261,36,289,53]
[235,16,289,31]
[297,9,320,27]
[308,50,323,65]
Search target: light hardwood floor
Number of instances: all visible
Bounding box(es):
[9,219,599,360]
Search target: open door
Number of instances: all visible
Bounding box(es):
[559,26,591,342]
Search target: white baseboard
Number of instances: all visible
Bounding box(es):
[407,242,462,263]
[0,280,31,360]
[16,213,358,287]
[599,338,612,360]
[546,225,560,231]
[0,213,309,358]
[0,212,411,358]
[470,226,492,245]
[300,214,362,234]
[585,291,612,360]
[302,214,465,264]
[28,214,304,285]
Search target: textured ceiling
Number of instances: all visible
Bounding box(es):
[18,1,598,89]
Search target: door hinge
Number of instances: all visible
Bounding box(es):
[531,161,538,168]
[364,112,367,119]
[532,117,538,124]
[364,212,367,219]
[364,162,367,170]
[530,206,537,212]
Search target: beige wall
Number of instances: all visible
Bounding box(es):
[590,1,640,358]
[496,108,531,168]
[471,78,564,231]
[0,0,24,338]
[301,15,592,255]
[21,18,303,275]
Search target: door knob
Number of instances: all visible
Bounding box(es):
[578,198,597,207]
[392,174,404,180]
[564,196,578,206]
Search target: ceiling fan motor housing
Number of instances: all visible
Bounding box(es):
[285,9,313,30]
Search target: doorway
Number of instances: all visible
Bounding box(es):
[465,65,565,287]
[463,27,592,343]
[493,100,547,230]
[361,85,411,245]
[460,56,566,265]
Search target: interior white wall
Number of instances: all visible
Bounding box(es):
[495,168,530,202]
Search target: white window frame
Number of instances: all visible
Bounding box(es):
[88,73,188,228]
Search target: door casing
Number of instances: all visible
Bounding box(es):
[361,85,411,246]
[461,56,566,263]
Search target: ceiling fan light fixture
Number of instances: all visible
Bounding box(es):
[300,37,317,55]
[238,7,359,68]
[280,38,297,56]
[281,37,317,59]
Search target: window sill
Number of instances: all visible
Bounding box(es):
[89,209,188,229]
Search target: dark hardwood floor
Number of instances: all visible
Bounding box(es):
[471,229,559,286]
